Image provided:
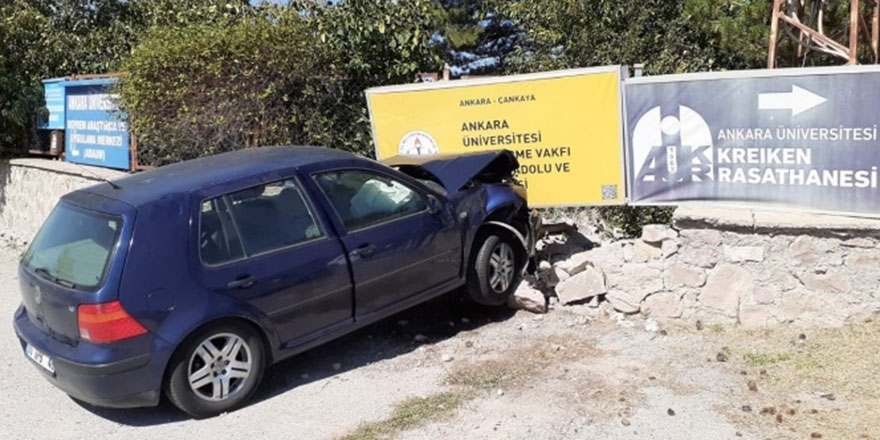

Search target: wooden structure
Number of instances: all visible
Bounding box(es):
[768,0,880,67]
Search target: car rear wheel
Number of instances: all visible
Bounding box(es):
[165,321,265,418]
[467,233,521,306]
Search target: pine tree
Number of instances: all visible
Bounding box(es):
[437,0,520,76]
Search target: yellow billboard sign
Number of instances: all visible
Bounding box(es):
[365,66,627,207]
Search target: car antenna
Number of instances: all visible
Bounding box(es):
[71,163,122,190]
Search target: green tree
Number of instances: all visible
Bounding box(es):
[302,0,445,79]
[0,0,261,154]
[497,0,725,75]
[685,0,871,68]
[0,0,135,153]
[437,0,521,75]
[118,1,445,166]
[119,17,331,165]
[683,0,773,69]
[0,2,51,152]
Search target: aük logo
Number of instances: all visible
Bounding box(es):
[632,105,713,183]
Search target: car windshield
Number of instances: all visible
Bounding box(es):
[21,203,122,290]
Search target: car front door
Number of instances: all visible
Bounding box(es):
[194,176,352,344]
[310,168,461,318]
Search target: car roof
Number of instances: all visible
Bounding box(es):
[75,146,359,207]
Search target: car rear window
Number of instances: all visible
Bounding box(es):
[21,203,122,290]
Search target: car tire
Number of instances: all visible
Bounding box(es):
[165,321,265,418]
[467,232,521,306]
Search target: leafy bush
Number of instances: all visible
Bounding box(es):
[119,18,337,165]
[596,205,676,238]
[118,1,444,166]
[0,0,257,154]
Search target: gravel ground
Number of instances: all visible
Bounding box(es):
[0,246,764,440]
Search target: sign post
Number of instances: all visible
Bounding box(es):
[62,77,131,170]
[366,67,628,207]
[39,78,66,130]
[625,66,880,215]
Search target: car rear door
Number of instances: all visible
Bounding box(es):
[192,173,352,345]
[306,167,461,318]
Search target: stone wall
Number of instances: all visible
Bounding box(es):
[0,158,125,247]
[540,205,880,328]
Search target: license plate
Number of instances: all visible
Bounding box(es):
[25,344,55,374]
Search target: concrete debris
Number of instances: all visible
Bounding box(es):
[521,205,877,328]
[701,264,754,319]
[632,240,662,262]
[555,266,606,305]
[642,292,683,319]
[680,229,723,247]
[640,224,672,244]
[723,245,765,263]
[665,264,706,288]
[796,271,853,293]
[507,284,547,314]
[606,265,663,314]
[661,240,678,258]
[553,251,593,277]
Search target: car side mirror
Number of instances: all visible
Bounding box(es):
[426,194,442,213]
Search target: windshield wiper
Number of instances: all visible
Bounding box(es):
[32,267,54,281]
[32,267,76,289]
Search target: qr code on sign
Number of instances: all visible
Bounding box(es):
[601,184,619,201]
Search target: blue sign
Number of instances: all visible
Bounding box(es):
[40,78,66,130]
[64,78,130,170]
[625,66,880,215]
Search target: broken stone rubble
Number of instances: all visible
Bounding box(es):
[507,209,880,328]
[507,284,547,314]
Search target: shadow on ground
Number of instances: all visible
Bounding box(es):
[74,288,516,426]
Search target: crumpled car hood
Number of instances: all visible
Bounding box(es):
[382,150,519,192]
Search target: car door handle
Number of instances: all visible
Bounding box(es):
[350,244,376,258]
[227,276,256,289]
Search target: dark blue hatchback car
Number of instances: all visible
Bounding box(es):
[14,146,535,417]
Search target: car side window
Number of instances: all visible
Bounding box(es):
[199,179,323,264]
[199,197,245,265]
[314,169,427,231]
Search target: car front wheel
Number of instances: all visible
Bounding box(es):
[467,232,522,306]
[165,322,265,418]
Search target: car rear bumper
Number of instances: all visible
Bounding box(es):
[13,305,170,408]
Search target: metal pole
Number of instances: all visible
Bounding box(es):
[850,0,860,64]
[633,63,645,78]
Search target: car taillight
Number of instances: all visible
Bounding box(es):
[77,301,147,343]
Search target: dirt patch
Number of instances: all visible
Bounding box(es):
[339,332,605,439]
[704,321,880,440]
[447,333,602,390]
[340,391,474,440]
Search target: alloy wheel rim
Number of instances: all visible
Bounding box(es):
[489,242,515,293]
[187,333,252,402]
